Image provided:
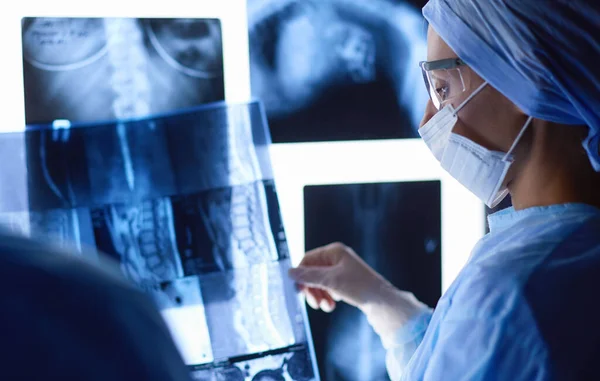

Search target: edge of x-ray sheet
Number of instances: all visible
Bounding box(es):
[0,0,251,133]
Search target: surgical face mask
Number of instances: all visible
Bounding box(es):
[419,81,533,208]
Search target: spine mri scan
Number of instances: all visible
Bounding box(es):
[0,102,317,381]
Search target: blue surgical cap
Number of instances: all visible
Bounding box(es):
[423,0,600,171]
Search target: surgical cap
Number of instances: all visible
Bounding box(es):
[423,0,600,171]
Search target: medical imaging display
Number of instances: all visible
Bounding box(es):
[22,17,225,124]
[247,0,430,143]
[0,102,319,380]
[304,181,441,381]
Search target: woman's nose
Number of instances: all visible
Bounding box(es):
[419,99,437,130]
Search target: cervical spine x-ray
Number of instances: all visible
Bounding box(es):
[0,16,319,381]
[304,182,441,381]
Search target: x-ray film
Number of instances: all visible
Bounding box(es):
[304,181,442,381]
[247,0,429,143]
[22,17,225,124]
[0,101,319,379]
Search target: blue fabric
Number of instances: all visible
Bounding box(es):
[385,203,600,380]
[0,233,191,381]
[422,0,600,171]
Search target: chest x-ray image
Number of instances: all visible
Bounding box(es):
[22,17,225,124]
[248,0,429,143]
[304,181,442,381]
[0,102,318,380]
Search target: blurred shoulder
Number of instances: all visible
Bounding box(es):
[0,231,135,295]
[0,232,190,381]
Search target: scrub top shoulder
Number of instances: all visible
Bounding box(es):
[391,203,600,381]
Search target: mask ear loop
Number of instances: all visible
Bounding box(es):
[452,81,488,116]
[502,116,534,163]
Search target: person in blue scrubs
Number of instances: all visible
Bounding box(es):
[289,1,600,379]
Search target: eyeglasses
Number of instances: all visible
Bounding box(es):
[419,58,469,110]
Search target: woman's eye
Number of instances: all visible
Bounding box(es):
[435,85,449,101]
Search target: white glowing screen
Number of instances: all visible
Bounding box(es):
[270,139,486,292]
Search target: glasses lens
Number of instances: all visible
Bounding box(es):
[426,67,468,110]
[420,59,469,111]
[421,64,440,110]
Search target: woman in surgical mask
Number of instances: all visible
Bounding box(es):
[289,1,600,380]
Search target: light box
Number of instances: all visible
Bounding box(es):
[1,0,252,133]
[270,139,486,292]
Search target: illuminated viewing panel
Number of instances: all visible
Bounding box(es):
[0,0,252,133]
[248,0,429,143]
[270,139,486,293]
[270,138,485,381]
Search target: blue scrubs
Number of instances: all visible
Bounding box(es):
[385,203,600,380]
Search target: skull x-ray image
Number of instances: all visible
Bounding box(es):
[304,181,442,381]
[248,0,429,143]
[22,17,225,124]
[0,102,319,379]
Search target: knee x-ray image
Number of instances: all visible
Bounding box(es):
[0,102,318,380]
[22,17,225,124]
[248,0,429,143]
[304,181,441,381]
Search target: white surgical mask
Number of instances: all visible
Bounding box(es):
[419,82,533,208]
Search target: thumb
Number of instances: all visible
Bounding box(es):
[288,266,333,289]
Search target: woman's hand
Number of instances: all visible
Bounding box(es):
[288,242,387,312]
[289,242,430,338]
